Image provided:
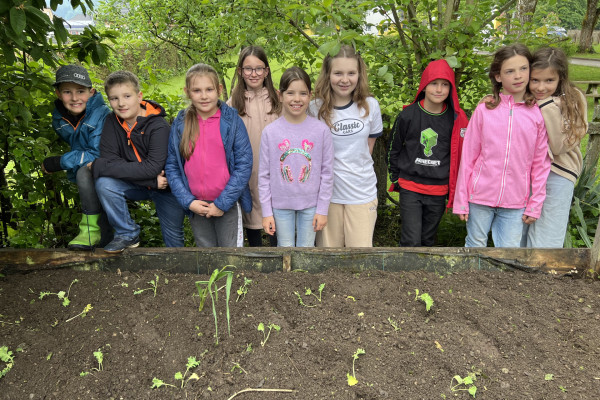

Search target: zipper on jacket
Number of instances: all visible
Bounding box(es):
[199,118,206,201]
[496,104,513,206]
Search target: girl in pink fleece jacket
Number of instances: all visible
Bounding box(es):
[453,44,551,247]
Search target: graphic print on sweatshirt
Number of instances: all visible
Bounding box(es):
[416,127,441,166]
[279,139,313,183]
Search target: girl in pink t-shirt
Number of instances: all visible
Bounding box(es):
[165,64,252,247]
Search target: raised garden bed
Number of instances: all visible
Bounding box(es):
[1,248,599,399]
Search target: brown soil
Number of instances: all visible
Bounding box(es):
[1,268,599,399]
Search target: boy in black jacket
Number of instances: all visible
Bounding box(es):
[388,60,468,247]
[91,71,185,253]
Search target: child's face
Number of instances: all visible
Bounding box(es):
[529,67,559,100]
[55,83,94,115]
[107,82,143,126]
[279,79,310,123]
[423,79,450,107]
[329,57,359,103]
[241,55,268,91]
[495,55,529,100]
[185,75,222,119]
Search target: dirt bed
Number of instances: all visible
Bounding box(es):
[1,267,599,399]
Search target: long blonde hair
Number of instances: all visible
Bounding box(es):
[180,63,221,160]
[531,47,587,146]
[313,45,371,127]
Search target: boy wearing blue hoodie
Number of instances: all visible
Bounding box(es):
[43,65,112,250]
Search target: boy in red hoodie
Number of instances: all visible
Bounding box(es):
[387,60,468,246]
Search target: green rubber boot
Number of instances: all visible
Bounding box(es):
[68,214,102,251]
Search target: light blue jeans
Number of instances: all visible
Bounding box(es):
[95,177,185,247]
[273,207,316,247]
[466,203,525,247]
[522,172,574,248]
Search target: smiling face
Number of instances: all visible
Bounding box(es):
[329,57,359,105]
[529,67,560,100]
[279,79,310,124]
[423,79,450,112]
[185,74,222,119]
[55,82,95,115]
[495,54,529,102]
[106,82,143,127]
[240,54,268,92]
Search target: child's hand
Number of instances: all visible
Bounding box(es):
[313,214,327,232]
[86,162,92,170]
[522,215,537,225]
[156,170,168,190]
[458,214,468,222]
[189,200,210,216]
[205,202,224,218]
[262,216,276,235]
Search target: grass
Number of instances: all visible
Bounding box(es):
[573,44,600,59]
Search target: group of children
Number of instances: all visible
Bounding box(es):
[46,43,587,251]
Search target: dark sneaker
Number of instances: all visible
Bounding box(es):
[103,236,140,253]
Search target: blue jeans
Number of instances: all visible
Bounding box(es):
[95,177,185,247]
[273,207,316,247]
[522,172,574,248]
[466,203,525,247]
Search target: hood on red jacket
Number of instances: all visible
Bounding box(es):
[406,59,464,119]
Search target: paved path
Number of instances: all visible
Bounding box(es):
[570,57,600,67]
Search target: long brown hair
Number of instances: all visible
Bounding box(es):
[180,63,221,160]
[486,43,535,110]
[313,45,371,127]
[531,47,587,146]
[229,46,280,116]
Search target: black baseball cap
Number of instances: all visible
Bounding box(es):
[53,65,93,88]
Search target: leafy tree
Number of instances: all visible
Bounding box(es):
[0,0,116,247]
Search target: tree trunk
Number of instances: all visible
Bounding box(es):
[516,0,538,25]
[578,0,600,53]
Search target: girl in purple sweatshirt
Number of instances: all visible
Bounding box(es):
[258,67,334,247]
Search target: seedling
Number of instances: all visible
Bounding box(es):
[0,346,15,379]
[258,322,280,347]
[134,274,160,297]
[236,277,252,302]
[387,317,401,331]
[152,354,205,389]
[195,265,234,344]
[92,349,104,371]
[66,304,93,323]
[231,362,247,374]
[39,279,78,307]
[294,283,325,307]
[451,373,477,397]
[305,283,325,302]
[415,289,434,312]
[347,348,365,386]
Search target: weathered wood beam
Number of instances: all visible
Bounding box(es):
[0,247,588,277]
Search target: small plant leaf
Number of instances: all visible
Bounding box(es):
[468,386,477,397]
[174,371,183,380]
[257,322,265,332]
[347,372,358,386]
[545,373,554,381]
[151,377,165,388]
[188,372,200,381]
[463,376,473,385]
[57,291,66,299]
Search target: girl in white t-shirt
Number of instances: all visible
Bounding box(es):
[308,45,383,247]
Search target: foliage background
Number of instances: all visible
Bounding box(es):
[1,0,598,248]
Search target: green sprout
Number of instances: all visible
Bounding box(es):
[39,279,78,307]
[152,353,205,389]
[134,274,160,297]
[0,346,15,379]
[347,348,365,386]
[92,349,103,371]
[257,322,280,347]
[451,373,477,397]
[415,289,434,312]
[294,283,325,307]
[236,277,252,302]
[387,317,401,331]
[195,266,234,344]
